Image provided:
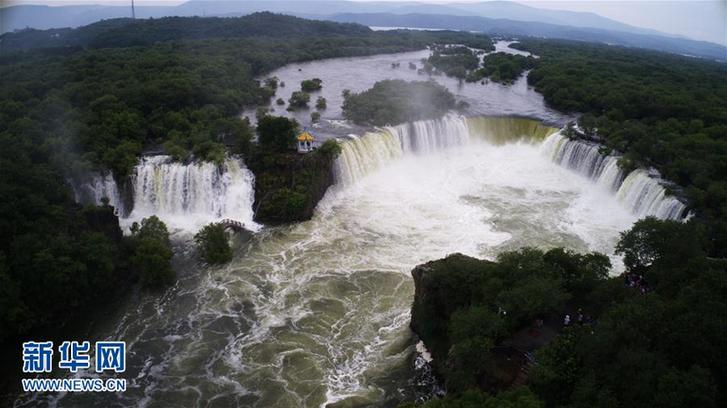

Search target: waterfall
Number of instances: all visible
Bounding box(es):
[467,116,558,145]
[334,114,563,186]
[128,156,256,230]
[72,156,257,231]
[70,173,125,215]
[617,170,687,220]
[334,113,470,185]
[540,132,625,191]
[334,130,404,187]
[335,114,687,221]
[542,132,686,220]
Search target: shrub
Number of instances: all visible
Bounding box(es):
[315,96,327,110]
[194,223,232,264]
[301,78,322,92]
[317,139,341,159]
[257,115,299,152]
[287,91,310,110]
[130,216,174,289]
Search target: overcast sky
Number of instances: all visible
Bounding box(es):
[4,0,726,45]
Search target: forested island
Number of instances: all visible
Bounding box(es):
[424,44,536,84]
[342,80,458,126]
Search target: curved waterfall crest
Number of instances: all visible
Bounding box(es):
[541,132,687,220]
[72,115,688,226]
[333,113,556,186]
[71,155,257,231]
[334,113,471,186]
[334,113,687,221]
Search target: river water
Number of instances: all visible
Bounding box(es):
[242,41,569,135]
[20,47,646,408]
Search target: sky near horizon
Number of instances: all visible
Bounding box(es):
[3,0,726,45]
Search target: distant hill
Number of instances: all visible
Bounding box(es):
[0,12,372,52]
[0,0,673,39]
[325,13,727,62]
[1,1,723,60]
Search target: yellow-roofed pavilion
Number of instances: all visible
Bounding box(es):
[297,131,315,153]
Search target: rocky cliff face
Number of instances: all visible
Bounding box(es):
[410,254,498,372]
[248,149,336,225]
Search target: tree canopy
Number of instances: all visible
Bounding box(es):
[410,218,727,407]
[342,79,456,126]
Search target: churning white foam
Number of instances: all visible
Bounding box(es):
[72,155,258,232]
[541,132,686,220]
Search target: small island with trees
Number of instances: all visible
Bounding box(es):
[342,79,458,126]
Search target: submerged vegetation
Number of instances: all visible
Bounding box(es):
[342,79,456,126]
[301,78,323,92]
[412,218,726,407]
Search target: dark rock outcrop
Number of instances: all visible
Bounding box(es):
[247,148,336,224]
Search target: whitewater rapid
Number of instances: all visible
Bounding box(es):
[35,114,685,408]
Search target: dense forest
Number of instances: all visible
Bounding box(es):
[514,39,727,256]
[409,218,727,407]
[0,14,494,356]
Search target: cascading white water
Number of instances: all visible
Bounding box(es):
[72,156,257,232]
[617,169,687,220]
[71,173,125,215]
[128,156,257,231]
[336,116,686,221]
[334,114,470,185]
[539,132,625,192]
[541,132,686,220]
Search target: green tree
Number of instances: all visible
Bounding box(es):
[194,223,233,264]
[287,91,310,110]
[615,217,704,271]
[317,139,342,159]
[315,96,327,110]
[131,216,174,289]
[301,78,322,92]
[256,115,299,152]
